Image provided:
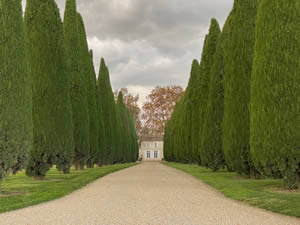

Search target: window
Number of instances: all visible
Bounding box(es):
[147,151,150,158]
[155,142,158,148]
[154,151,158,158]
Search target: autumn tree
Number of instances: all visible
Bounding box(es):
[142,86,184,135]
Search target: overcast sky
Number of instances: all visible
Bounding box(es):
[22,0,234,105]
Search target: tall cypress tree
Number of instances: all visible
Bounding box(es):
[127,109,138,162]
[96,84,106,166]
[117,92,127,162]
[222,0,259,176]
[113,101,122,164]
[183,60,200,162]
[88,50,101,167]
[97,59,115,164]
[200,32,226,171]
[198,19,221,164]
[77,13,99,168]
[0,0,32,183]
[251,0,300,189]
[25,0,74,177]
[64,0,89,169]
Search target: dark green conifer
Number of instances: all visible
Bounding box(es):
[183,60,200,162]
[97,59,115,164]
[113,102,122,164]
[25,0,74,177]
[77,14,99,168]
[250,0,300,188]
[88,50,101,167]
[222,0,259,176]
[96,83,106,166]
[0,0,32,183]
[200,32,226,171]
[117,93,126,162]
[64,0,89,169]
[198,19,221,164]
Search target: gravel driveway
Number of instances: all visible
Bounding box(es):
[0,162,299,225]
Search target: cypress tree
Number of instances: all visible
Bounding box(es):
[25,0,74,177]
[163,121,171,161]
[64,0,90,169]
[116,91,139,162]
[183,60,200,163]
[127,109,138,162]
[165,97,183,162]
[0,0,32,183]
[171,98,185,162]
[198,19,221,164]
[117,92,127,162]
[96,83,106,166]
[222,0,259,176]
[250,0,300,189]
[113,101,122,164]
[200,32,226,171]
[88,50,101,167]
[77,13,99,168]
[97,59,115,164]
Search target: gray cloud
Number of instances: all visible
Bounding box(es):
[22,0,234,104]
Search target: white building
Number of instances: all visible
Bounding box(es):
[139,135,164,161]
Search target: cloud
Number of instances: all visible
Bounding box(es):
[22,0,234,104]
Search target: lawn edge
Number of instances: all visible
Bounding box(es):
[0,162,139,214]
[163,161,300,219]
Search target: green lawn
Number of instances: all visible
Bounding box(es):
[164,162,300,218]
[0,163,136,213]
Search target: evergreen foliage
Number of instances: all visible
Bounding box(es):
[116,93,127,162]
[113,100,122,164]
[164,97,185,162]
[200,33,225,171]
[0,0,32,183]
[127,109,139,162]
[250,0,300,189]
[64,0,89,169]
[222,0,259,176]
[97,59,115,164]
[77,13,99,168]
[88,50,101,166]
[96,83,106,165]
[182,60,200,163]
[198,19,221,165]
[25,0,74,177]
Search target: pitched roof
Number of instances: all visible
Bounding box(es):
[140,135,164,142]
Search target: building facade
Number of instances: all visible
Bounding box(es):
[139,135,164,161]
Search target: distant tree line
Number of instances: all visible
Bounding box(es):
[164,0,300,189]
[0,0,138,183]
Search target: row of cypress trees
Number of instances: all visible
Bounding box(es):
[164,0,299,189]
[0,0,138,183]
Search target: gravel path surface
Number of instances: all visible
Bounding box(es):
[0,162,299,225]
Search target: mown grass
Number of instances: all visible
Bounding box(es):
[0,163,136,213]
[164,162,300,218]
